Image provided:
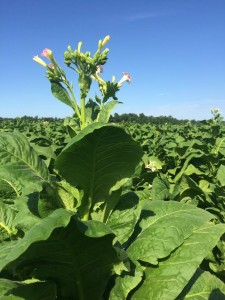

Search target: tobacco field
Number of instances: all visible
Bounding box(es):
[0,116,225,299]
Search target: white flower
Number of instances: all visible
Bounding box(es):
[145,161,158,172]
[211,108,220,114]
[118,72,132,85]
[33,55,47,68]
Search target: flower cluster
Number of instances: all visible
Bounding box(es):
[33,48,132,87]
[32,36,132,131]
[210,108,223,124]
[211,108,221,115]
[145,161,158,172]
[33,48,60,72]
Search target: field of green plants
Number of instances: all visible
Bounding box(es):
[1,36,225,299]
[1,115,225,299]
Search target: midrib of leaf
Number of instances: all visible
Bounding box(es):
[215,137,225,154]
[184,291,210,299]
[85,130,104,218]
[138,205,208,237]
[0,222,12,235]
[0,177,19,196]
[70,248,85,300]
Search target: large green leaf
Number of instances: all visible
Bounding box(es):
[55,123,143,217]
[0,209,121,299]
[0,209,73,270]
[127,201,215,265]
[176,268,225,299]
[130,222,225,300]
[0,133,50,195]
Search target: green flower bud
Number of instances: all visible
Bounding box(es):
[102,35,110,47]
[68,45,72,52]
[77,41,82,52]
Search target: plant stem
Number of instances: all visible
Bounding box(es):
[80,97,86,129]
[66,83,81,119]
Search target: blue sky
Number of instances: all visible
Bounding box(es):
[0,0,224,120]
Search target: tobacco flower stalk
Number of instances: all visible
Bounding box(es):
[33,36,132,132]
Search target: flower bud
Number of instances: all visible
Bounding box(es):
[77,41,82,52]
[68,45,72,52]
[101,35,110,47]
[98,39,102,49]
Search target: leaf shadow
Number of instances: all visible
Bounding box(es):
[176,268,225,300]
[209,288,225,300]
[124,197,155,249]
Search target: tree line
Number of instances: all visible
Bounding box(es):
[0,113,210,125]
[109,113,203,125]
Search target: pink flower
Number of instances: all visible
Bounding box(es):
[118,72,132,85]
[96,65,103,74]
[41,48,52,59]
[48,63,54,69]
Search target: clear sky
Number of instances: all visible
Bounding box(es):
[0,0,224,120]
